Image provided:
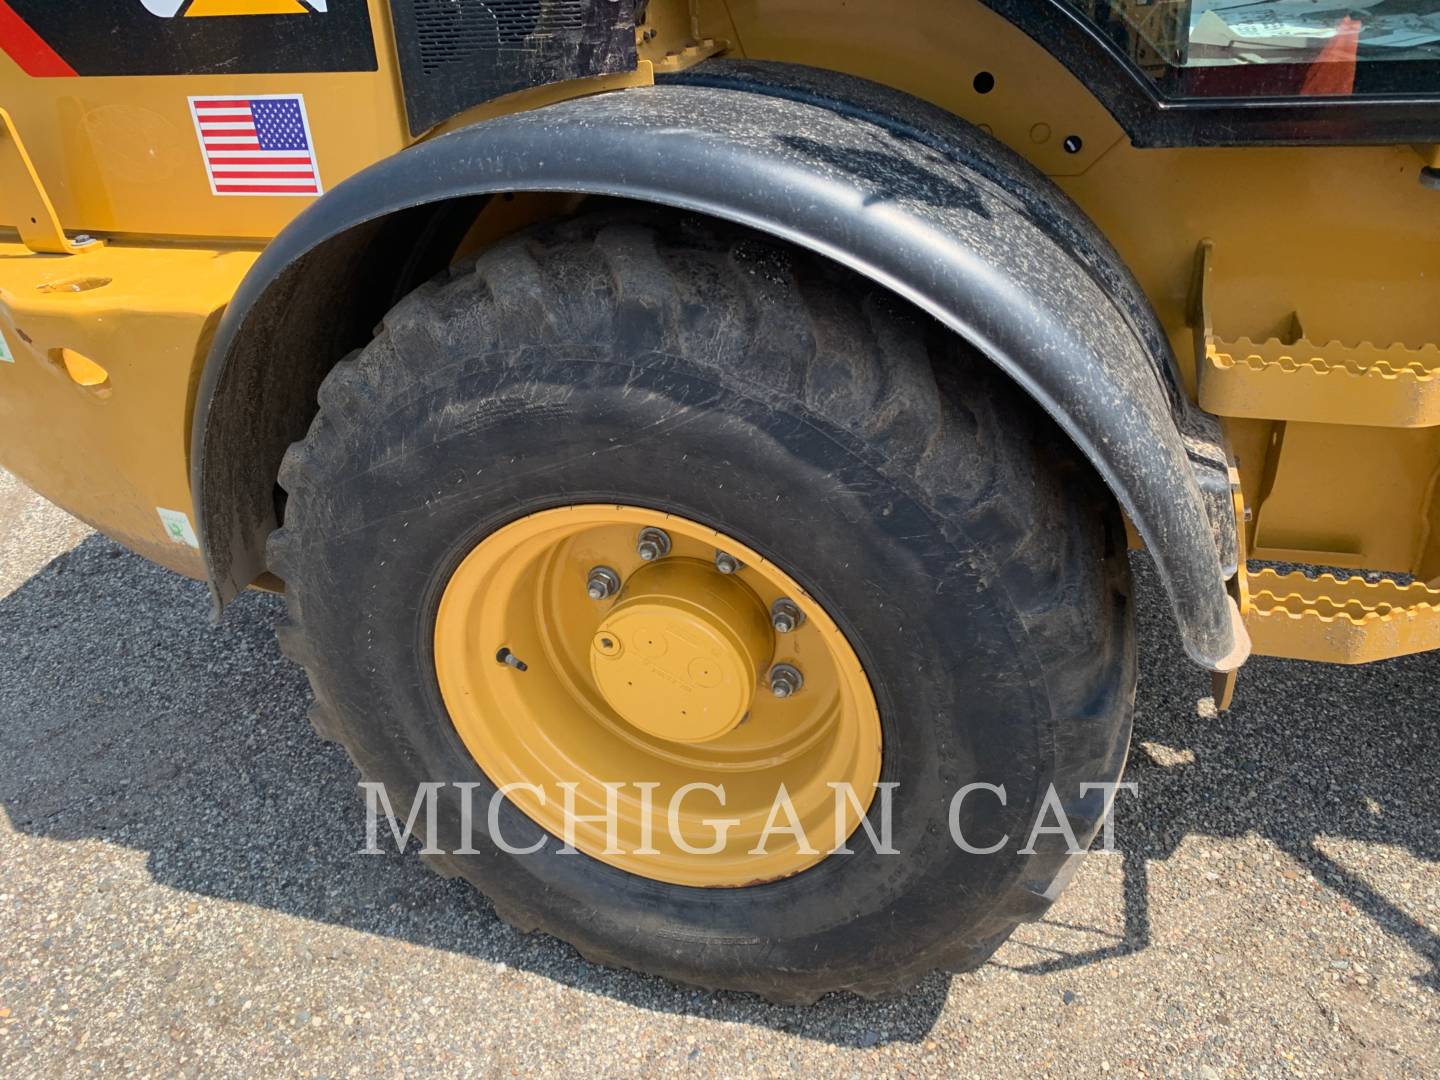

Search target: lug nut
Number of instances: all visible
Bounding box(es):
[770,597,804,634]
[586,566,621,601]
[714,550,743,575]
[636,527,672,562]
[768,663,804,699]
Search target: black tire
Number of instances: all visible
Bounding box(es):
[267,206,1135,1002]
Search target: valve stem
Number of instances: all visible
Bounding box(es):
[495,647,528,672]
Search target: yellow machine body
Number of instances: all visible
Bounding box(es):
[0,0,1437,664]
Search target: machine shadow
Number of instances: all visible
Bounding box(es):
[997,557,1440,991]
[0,536,1435,1047]
[0,534,945,1046]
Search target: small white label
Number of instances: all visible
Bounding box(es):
[0,331,13,363]
[157,507,199,548]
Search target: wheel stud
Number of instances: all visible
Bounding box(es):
[771,597,804,634]
[636,527,672,562]
[768,663,803,698]
[714,550,743,575]
[586,566,620,601]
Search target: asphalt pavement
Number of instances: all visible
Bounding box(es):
[0,468,1435,1077]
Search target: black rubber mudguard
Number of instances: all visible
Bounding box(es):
[193,61,1247,672]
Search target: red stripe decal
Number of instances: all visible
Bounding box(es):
[0,1,76,77]
[214,184,318,194]
[207,156,295,164]
[211,171,317,179]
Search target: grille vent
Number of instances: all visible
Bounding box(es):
[392,0,636,133]
[413,0,588,75]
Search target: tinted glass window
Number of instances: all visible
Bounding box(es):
[1071,1,1440,97]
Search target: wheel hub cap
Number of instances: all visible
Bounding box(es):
[589,560,772,744]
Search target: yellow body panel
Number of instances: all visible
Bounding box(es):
[0,0,1435,666]
[0,0,409,241]
[721,0,1440,665]
[0,239,257,575]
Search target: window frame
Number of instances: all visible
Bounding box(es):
[982,0,1440,147]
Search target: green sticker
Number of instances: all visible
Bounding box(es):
[156,507,199,548]
[0,331,13,363]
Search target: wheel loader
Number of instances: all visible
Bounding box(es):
[1,0,1436,1002]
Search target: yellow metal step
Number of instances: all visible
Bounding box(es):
[1244,568,1440,663]
[1201,337,1440,428]
[1190,241,1440,427]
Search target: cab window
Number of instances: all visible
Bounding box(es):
[1071,1,1440,97]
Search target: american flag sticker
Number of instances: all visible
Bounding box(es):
[188,94,322,197]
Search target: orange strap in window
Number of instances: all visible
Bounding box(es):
[1301,17,1362,97]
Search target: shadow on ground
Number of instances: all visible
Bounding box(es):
[0,536,1434,1046]
[996,565,1440,994]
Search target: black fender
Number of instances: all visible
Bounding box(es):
[192,61,1248,671]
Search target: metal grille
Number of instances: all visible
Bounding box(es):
[392,0,635,132]
[412,0,588,75]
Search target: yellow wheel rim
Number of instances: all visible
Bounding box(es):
[433,505,883,887]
